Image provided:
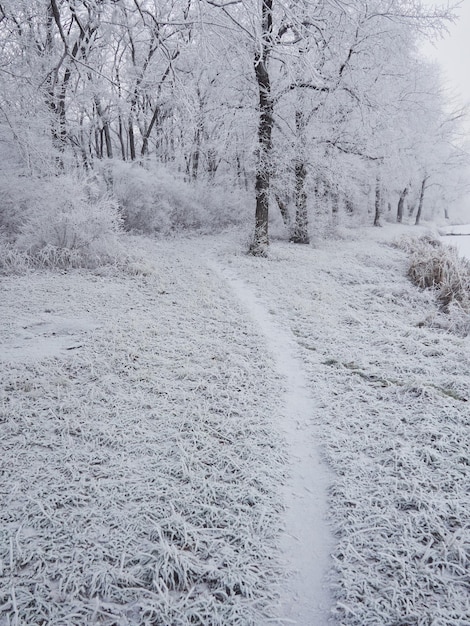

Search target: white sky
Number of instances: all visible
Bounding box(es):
[420,1,470,108]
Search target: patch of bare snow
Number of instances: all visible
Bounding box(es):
[437,223,470,260]
[443,233,470,261]
[0,315,100,363]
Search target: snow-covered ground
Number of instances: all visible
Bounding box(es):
[0,244,286,625]
[439,224,470,237]
[445,234,470,261]
[439,224,470,261]
[1,225,469,625]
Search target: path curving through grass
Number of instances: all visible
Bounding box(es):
[208,258,333,625]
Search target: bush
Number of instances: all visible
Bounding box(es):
[105,161,250,235]
[0,177,40,239]
[0,173,123,271]
[398,234,470,335]
[405,236,470,305]
[0,161,252,273]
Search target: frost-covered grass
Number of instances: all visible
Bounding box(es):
[2,226,470,625]
[0,239,285,625]
[212,226,470,625]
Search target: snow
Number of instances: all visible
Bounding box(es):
[0,315,100,363]
[446,235,470,261]
[439,224,470,261]
[208,259,332,624]
[0,251,286,624]
[439,224,470,237]
[1,226,470,625]
[208,225,469,624]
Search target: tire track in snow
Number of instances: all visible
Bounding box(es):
[208,259,333,625]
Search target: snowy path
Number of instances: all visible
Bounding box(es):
[215,232,470,625]
[208,259,333,625]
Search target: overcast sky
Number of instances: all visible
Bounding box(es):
[420,1,470,108]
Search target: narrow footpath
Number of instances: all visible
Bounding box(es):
[208,259,333,625]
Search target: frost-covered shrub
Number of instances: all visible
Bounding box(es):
[192,179,252,233]
[399,234,470,335]
[106,161,250,235]
[0,235,32,274]
[405,236,470,304]
[446,300,470,337]
[0,177,40,239]
[107,161,200,234]
[0,173,123,271]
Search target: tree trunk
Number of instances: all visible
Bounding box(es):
[207,148,219,179]
[275,194,291,230]
[118,116,126,160]
[128,118,136,161]
[374,173,381,226]
[94,97,113,159]
[291,17,310,245]
[192,126,201,179]
[291,158,309,242]
[249,0,273,257]
[141,104,160,158]
[397,187,409,223]
[415,176,427,225]
[291,102,309,243]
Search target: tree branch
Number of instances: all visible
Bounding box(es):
[50,0,68,51]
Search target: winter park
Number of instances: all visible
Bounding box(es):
[1,1,470,625]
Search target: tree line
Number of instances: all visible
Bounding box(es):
[0,0,467,256]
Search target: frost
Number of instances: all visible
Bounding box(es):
[1,226,469,625]
[0,240,285,625]
[212,226,470,624]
